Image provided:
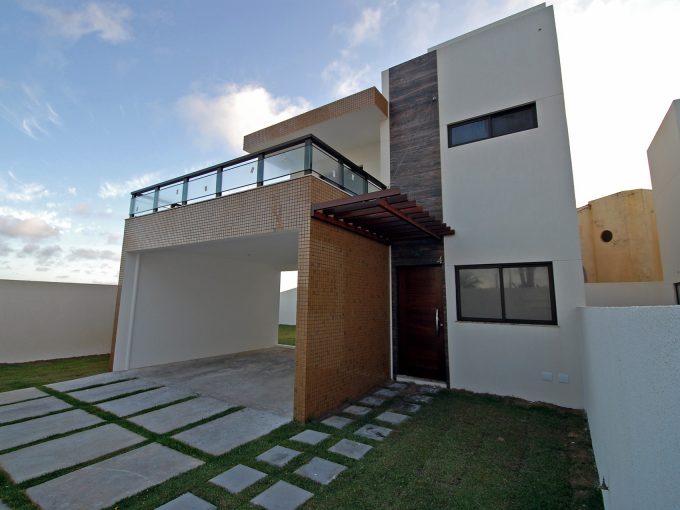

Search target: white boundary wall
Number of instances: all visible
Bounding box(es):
[585,282,671,307]
[0,280,116,363]
[581,306,680,510]
[278,288,297,325]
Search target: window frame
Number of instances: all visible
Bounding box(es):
[455,261,557,326]
[675,282,680,305]
[448,102,538,148]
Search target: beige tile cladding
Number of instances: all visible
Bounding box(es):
[296,219,390,421]
[110,176,390,422]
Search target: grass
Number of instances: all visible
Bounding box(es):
[0,381,603,510]
[278,324,296,346]
[0,355,110,393]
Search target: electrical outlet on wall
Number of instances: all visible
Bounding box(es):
[541,371,553,382]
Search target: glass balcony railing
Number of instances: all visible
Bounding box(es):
[129,135,386,217]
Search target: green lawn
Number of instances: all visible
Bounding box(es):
[0,382,603,509]
[0,354,110,393]
[278,324,296,346]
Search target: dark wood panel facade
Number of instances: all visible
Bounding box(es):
[389,51,448,383]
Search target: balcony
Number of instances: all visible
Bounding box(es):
[128,135,386,218]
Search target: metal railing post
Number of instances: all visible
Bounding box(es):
[216,168,223,197]
[256,155,264,186]
[152,186,160,212]
[337,161,345,189]
[303,139,313,175]
[181,178,189,205]
[129,194,136,218]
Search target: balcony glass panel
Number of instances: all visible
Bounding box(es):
[343,165,366,195]
[187,171,217,204]
[367,181,381,193]
[263,145,304,184]
[221,159,258,195]
[312,146,341,184]
[133,190,155,215]
[157,181,183,210]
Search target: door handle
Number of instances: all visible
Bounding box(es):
[435,308,440,336]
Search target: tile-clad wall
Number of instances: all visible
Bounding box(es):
[111,175,389,421]
[388,51,447,378]
[297,218,390,421]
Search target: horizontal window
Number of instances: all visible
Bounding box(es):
[448,103,537,147]
[675,283,680,305]
[455,262,557,325]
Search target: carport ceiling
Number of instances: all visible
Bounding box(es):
[148,231,299,270]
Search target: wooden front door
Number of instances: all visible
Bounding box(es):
[397,265,446,381]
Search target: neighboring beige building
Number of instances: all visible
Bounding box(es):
[578,189,663,283]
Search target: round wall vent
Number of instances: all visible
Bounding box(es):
[600,230,613,243]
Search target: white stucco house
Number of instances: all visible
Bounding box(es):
[108,4,679,509]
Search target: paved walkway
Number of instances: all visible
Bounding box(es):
[0,365,441,509]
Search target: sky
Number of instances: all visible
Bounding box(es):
[0,0,679,287]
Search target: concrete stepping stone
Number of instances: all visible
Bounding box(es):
[391,402,421,414]
[407,395,433,404]
[373,388,398,399]
[321,415,353,429]
[97,386,196,417]
[210,464,266,494]
[290,429,329,445]
[387,382,408,391]
[376,411,410,426]
[0,387,46,406]
[173,408,289,456]
[0,423,144,483]
[354,424,393,442]
[0,396,70,424]
[257,445,301,467]
[129,396,234,434]
[47,372,132,392]
[294,456,346,485]
[0,409,103,451]
[418,385,442,394]
[250,480,313,510]
[343,404,371,416]
[156,492,216,510]
[68,378,159,403]
[358,396,384,407]
[27,443,202,510]
[328,438,373,460]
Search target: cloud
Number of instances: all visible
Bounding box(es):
[3,171,51,202]
[0,241,12,257]
[340,7,384,49]
[177,84,310,152]
[67,187,77,196]
[22,1,133,43]
[0,215,59,239]
[0,84,63,139]
[103,232,122,245]
[322,5,390,98]
[98,171,160,198]
[322,61,372,98]
[68,248,119,262]
[18,243,62,264]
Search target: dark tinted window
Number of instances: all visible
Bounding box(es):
[491,104,537,137]
[448,103,537,147]
[455,262,557,325]
[449,118,490,146]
